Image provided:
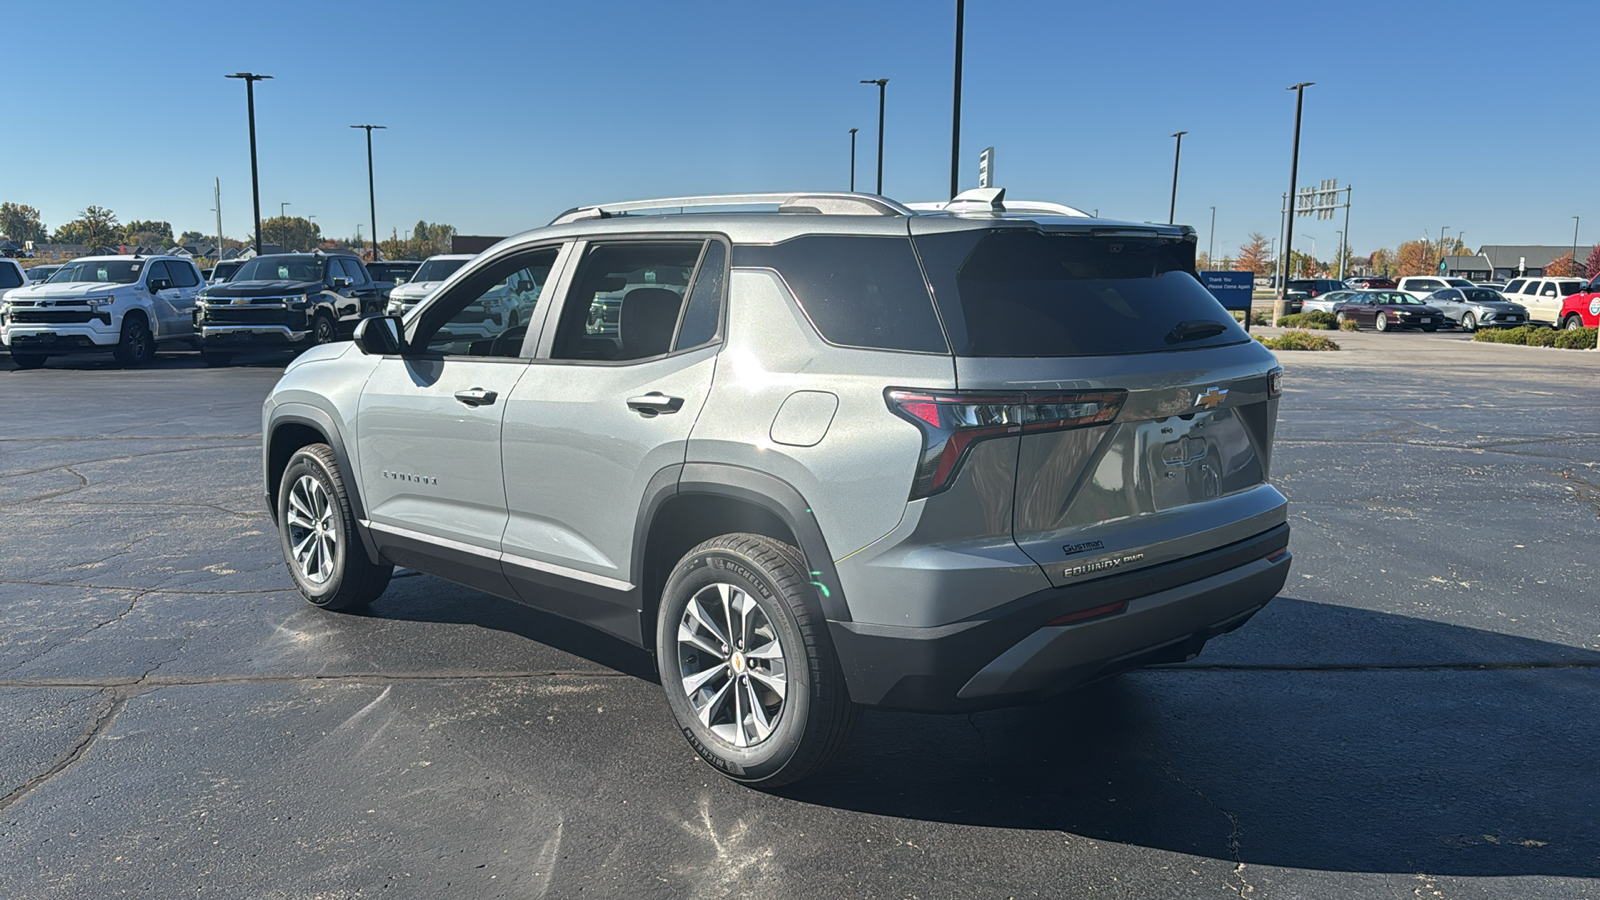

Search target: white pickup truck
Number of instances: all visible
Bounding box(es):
[1,255,205,368]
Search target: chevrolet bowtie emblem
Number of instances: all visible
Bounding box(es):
[232,298,250,305]
[1194,386,1228,409]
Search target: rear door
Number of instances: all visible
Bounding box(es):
[498,237,726,641]
[143,261,189,338]
[355,243,569,596]
[910,221,1285,588]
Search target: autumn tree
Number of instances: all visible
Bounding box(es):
[1235,232,1271,274]
[1395,240,1434,276]
[1370,247,1395,276]
[0,202,47,243]
[1544,253,1578,277]
[52,206,120,248]
[1584,244,1600,280]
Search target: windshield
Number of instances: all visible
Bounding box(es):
[1463,289,1504,303]
[232,255,326,283]
[1370,292,1422,305]
[413,258,469,283]
[1445,279,1474,287]
[48,260,143,284]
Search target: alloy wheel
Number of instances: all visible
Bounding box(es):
[1462,313,1476,332]
[676,582,788,749]
[1375,313,1388,332]
[285,474,337,585]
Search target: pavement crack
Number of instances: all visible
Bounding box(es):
[1147,742,1251,897]
[0,690,127,813]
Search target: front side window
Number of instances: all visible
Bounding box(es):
[551,241,706,362]
[413,248,558,358]
[48,259,144,284]
[145,260,173,286]
[1541,283,1558,297]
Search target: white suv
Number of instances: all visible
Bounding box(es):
[384,254,476,317]
[1,255,205,368]
[1396,275,1475,299]
[1499,276,1587,326]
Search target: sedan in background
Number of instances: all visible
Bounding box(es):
[1422,287,1528,331]
[1345,275,1397,289]
[1303,289,1355,315]
[1331,291,1446,332]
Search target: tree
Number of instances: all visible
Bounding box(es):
[1235,232,1271,274]
[52,206,120,248]
[1544,253,1578,277]
[1370,248,1395,276]
[1396,240,1433,276]
[253,216,322,252]
[179,230,208,244]
[0,202,47,243]
[122,220,173,243]
[1584,244,1600,280]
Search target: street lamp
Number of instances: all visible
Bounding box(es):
[1168,130,1187,224]
[1439,225,1450,273]
[351,125,387,262]
[849,128,858,192]
[860,78,889,194]
[1335,229,1342,277]
[949,0,964,199]
[1573,216,1581,275]
[1278,82,1313,325]
[225,72,272,256]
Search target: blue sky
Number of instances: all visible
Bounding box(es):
[4,0,1595,258]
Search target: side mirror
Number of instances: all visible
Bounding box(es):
[353,315,404,356]
[148,278,172,292]
[331,276,353,290]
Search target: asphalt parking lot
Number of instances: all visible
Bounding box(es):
[2,332,1597,899]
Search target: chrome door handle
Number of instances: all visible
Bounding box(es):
[626,392,684,416]
[454,388,497,407]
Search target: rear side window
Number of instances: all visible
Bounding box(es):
[914,228,1246,357]
[170,261,199,288]
[0,265,22,289]
[731,236,948,353]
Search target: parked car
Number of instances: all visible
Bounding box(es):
[25,264,62,284]
[259,188,1291,786]
[1395,276,1475,299]
[1345,275,1396,289]
[1,255,205,368]
[1331,290,1446,332]
[1500,276,1587,326]
[193,252,383,367]
[208,260,244,284]
[1286,278,1346,299]
[1421,287,1527,331]
[1302,289,1355,315]
[384,254,475,317]
[1474,282,1506,291]
[1558,274,1600,329]
[364,260,421,307]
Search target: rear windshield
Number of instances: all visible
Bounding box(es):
[914,229,1246,357]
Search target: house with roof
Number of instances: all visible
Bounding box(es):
[1468,246,1581,280]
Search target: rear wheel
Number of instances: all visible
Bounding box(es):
[1374,313,1389,333]
[112,314,153,366]
[657,533,858,787]
[1461,312,1477,332]
[277,443,392,611]
[10,353,47,369]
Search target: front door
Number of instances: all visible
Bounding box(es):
[356,244,569,596]
[500,238,727,641]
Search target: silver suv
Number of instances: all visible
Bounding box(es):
[261,189,1292,785]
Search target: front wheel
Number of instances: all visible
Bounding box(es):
[1374,313,1389,333]
[277,443,392,611]
[1422,325,1438,332]
[312,313,336,345]
[10,353,48,369]
[1564,315,1584,331]
[1335,311,1349,327]
[1461,313,1477,332]
[657,533,858,787]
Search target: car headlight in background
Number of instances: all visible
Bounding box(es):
[386,300,403,315]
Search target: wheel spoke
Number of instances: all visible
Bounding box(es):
[694,678,732,728]
[682,661,728,696]
[718,584,735,649]
[677,620,724,658]
[744,679,773,741]
[686,595,730,648]
[748,667,786,700]
[732,674,747,747]
[735,588,755,649]
[745,639,783,660]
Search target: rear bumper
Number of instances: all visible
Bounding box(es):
[829,524,1290,712]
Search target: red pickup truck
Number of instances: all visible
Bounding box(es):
[1559,275,1600,329]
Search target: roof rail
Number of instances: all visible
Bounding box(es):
[907,188,1091,218]
[548,192,914,226]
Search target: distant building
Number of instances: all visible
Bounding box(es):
[1471,246,1581,280]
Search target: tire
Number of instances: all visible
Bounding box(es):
[656,533,859,788]
[111,314,153,366]
[1564,315,1584,331]
[1335,311,1349,327]
[10,353,47,369]
[1374,313,1389,333]
[277,443,392,611]
[1461,313,1477,332]
[201,351,233,368]
[312,313,336,345]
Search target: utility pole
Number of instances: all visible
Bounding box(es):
[1573,216,1581,275]
[1439,225,1450,273]
[226,72,272,256]
[351,125,387,262]
[1169,131,1187,224]
[849,128,858,192]
[860,78,888,194]
[949,0,964,199]
[1279,82,1313,326]
[1208,206,1216,264]
[280,202,291,251]
[213,178,223,267]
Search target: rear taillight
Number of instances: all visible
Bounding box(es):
[886,388,1125,500]
[1267,367,1283,398]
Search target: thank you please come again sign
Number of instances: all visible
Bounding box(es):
[1200,271,1254,311]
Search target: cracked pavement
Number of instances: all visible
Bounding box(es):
[1,334,1596,899]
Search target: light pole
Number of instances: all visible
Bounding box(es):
[1168,130,1187,224]
[1335,229,1343,278]
[1439,225,1450,273]
[279,202,290,251]
[351,125,387,262]
[949,0,964,199]
[1573,216,1581,275]
[1208,205,1216,265]
[860,78,888,194]
[1279,82,1313,325]
[849,128,858,192]
[225,72,272,256]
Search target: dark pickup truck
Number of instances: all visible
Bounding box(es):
[193,252,384,367]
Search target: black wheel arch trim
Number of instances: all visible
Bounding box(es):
[642,462,852,624]
[266,403,382,565]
